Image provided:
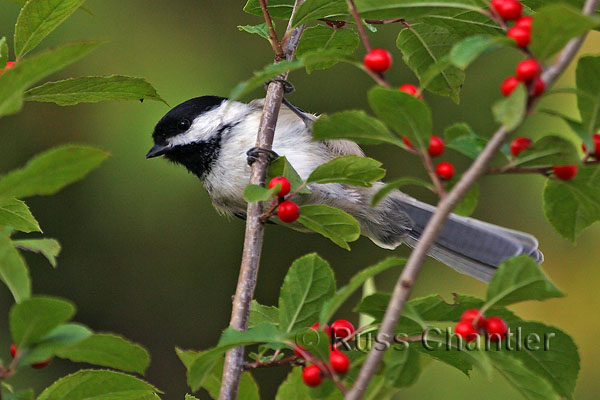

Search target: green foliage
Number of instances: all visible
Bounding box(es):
[237,23,272,41]
[371,177,432,206]
[0,234,31,302]
[449,35,512,70]
[312,110,403,146]
[576,55,600,136]
[492,84,527,130]
[0,198,40,233]
[443,122,488,160]
[12,238,61,267]
[355,0,484,19]
[297,204,360,249]
[0,37,8,65]
[513,136,580,167]
[267,156,311,194]
[296,25,359,72]
[18,323,91,365]
[291,0,348,28]
[243,0,295,19]
[243,184,280,203]
[249,300,279,328]
[447,180,479,216]
[306,155,385,187]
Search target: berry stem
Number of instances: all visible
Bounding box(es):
[258,0,285,61]
[419,150,447,198]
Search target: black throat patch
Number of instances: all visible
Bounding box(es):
[163,135,222,179]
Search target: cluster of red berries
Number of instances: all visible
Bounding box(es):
[582,133,600,159]
[454,309,508,342]
[0,61,16,74]
[10,344,52,369]
[298,320,355,387]
[403,135,455,180]
[268,176,300,223]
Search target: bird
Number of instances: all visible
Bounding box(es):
[146,95,543,282]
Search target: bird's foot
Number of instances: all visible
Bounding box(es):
[264,79,314,128]
[246,147,279,166]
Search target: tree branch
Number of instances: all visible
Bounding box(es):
[345,0,599,398]
[218,2,306,399]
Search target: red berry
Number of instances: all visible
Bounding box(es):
[491,0,523,20]
[268,176,291,197]
[31,359,52,369]
[500,76,520,97]
[10,344,17,358]
[331,320,355,339]
[553,165,578,181]
[460,309,486,329]
[485,316,508,342]
[455,321,478,342]
[363,48,392,73]
[515,16,533,30]
[510,137,532,156]
[507,26,530,47]
[329,351,349,374]
[402,136,414,149]
[0,61,16,74]
[399,84,422,99]
[277,201,300,223]
[533,78,545,96]
[428,136,445,157]
[592,133,600,157]
[311,322,332,337]
[325,21,346,28]
[516,59,541,81]
[435,162,455,180]
[302,365,323,387]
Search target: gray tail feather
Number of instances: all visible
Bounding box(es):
[393,196,544,283]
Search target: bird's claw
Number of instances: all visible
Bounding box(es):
[246,147,279,166]
[264,78,295,94]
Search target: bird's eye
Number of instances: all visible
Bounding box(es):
[177,119,191,132]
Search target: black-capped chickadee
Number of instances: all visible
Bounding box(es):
[146,96,543,282]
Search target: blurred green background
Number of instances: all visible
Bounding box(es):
[1,1,599,399]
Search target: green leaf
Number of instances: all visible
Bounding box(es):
[383,347,422,388]
[199,358,260,400]
[229,60,303,101]
[37,370,160,400]
[0,235,30,303]
[306,155,385,187]
[249,300,279,328]
[276,367,343,400]
[14,0,86,58]
[218,323,288,348]
[449,35,512,70]
[356,0,485,19]
[185,395,199,400]
[513,135,580,167]
[530,4,599,60]
[297,204,360,250]
[296,25,359,73]
[267,156,311,194]
[368,87,433,149]
[312,110,403,146]
[56,333,151,375]
[0,37,7,66]
[243,184,280,203]
[423,10,502,38]
[291,0,348,28]
[19,323,91,365]
[320,257,404,324]
[0,145,108,198]
[492,84,527,130]
[486,351,560,400]
[5,389,34,400]
[279,253,335,333]
[396,22,464,102]
[370,178,432,206]
[237,23,272,41]
[0,198,41,233]
[24,75,166,105]
[10,296,75,347]
[447,180,478,216]
[576,55,600,135]
[243,0,295,19]
[484,256,563,309]
[0,41,101,118]
[543,165,600,241]
[12,238,60,267]
[443,122,487,159]
[537,109,591,148]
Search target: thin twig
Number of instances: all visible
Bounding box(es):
[418,150,447,198]
[364,18,407,25]
[218,1,306,399]
[346,0,371,52]
[258,0,285,60]
[345,0,599,398]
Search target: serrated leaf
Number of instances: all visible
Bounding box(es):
[449,35,511,69]
[14,0,86,57]
[307,155,385,187]
[484,256,563,309]
[276,367,343,400]
[0,198,41,233]
[56,333,151,375]
[296,25,359,73]
[37,370,160,400]
[444,122,487,159]
[19,323,91,365]
[10,296,75,347]
[320,257,404,324]
[0,37,7,66]
[447,180,478,216]
[423,10,502,38]
[492,84,527,130]
[383,347,422,388]
[368,87,433,149]
[0,235,30,303]
[249,300,279,328]
[513,135,580,167]
[0,41,101,118]
[291,0,348,28]
[530,4,599,60]
[279,253,335,333]
[576,55,600,135]
[24,75,166,105]
[0,145,108,198]
[297,204,360,249]
[267,156,310,194]
[396,22,464,102]
[243,184,279,203]
[12,238,60,267]
[543,165,600,241]
[218,323,288,348]
[371,178,432,206]
[237,23,272,41]
[538,109,591,148]
[312,110,403,146]
[356,0,486,19]
[243,0,295,19]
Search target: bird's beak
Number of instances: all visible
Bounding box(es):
[146,144,170,159]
